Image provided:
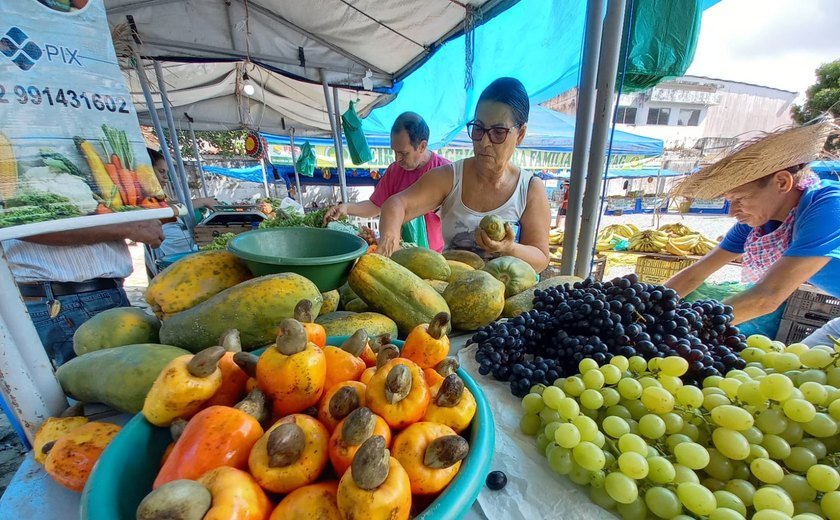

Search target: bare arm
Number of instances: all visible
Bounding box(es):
[664,246,739,297]
[377,166,454,256]
[323,200,381,223]
[725,255,830,325]
[23,220,165,248]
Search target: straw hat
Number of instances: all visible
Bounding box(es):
[671,120,836,199]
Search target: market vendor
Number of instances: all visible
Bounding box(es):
[375,77,551,272]
[323,112,450,252]
[147,148,218,256]
[665,121,839,325]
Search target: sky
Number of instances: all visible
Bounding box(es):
[686,0,840,96]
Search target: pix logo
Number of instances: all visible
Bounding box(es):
[1,27,82,71]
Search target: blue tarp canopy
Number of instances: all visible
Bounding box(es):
[203,163,382,187]
[203,165,266,184]
[262,104,663,156]
[361,0,720,149]
[445,105,663,155]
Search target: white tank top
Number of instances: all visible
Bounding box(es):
[439,159,533,259]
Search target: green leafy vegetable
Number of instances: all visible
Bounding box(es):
[200,232,236,251]
[0,193,81,227]
[260,207,358,231]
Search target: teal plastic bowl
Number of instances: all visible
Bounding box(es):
[227,227,369,292]
[155,251,198,271]
[82,338,494,520]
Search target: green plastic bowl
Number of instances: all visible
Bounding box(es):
[82,338,494,520]
[227,227,369,292]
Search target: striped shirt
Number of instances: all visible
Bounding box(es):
[2,239,133,283]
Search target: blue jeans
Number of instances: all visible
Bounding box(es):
[24,288,131,368]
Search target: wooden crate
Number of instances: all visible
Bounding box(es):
[635,256,696,285]
[193,223,257,247]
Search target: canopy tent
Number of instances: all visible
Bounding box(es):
[445,105,663,155]
[121,61,388,135]
[107,0,520,134]
[544,167,682,180]
[361,0,721,149]
[260,104,664,168]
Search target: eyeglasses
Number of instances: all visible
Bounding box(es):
[466,121,518,144]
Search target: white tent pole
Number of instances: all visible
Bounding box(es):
[332,86,349,202]
[575,0,628,279]
[560,0,606,275]
[133,53,185,208]
[259,158,270,198]
[0,245,67,446]
[153,60,197,230]
[289,129,304,203]
[320,70,348,202]
[186,115,209,198]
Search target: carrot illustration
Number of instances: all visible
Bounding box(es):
[111,154,122,170]
[104,163,128,203]
[118,168,138,206]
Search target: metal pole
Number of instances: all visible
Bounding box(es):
[320,69,348,202]
[560,0,606,275]
[574,0,629,279]
[153,60,197,229]
[259,158,270,198]
[0,246,67,446]
[133,53,183,205]
[186,115,209,198]
[332,87,349,201]
[289,129,304,203]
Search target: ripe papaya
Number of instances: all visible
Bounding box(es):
[502,275,583,317]
[446,260,474,283]
[442,250,485,270]
[315,311,399,339]
[425,279,449,295]
[320,290,340,316]
[73,307,161,355]
[348,254,449,336]
[56,344,190,413]
[443,270,505,331]
[159,273,323,352]
[390,248,451,281]
[145,251,252,318]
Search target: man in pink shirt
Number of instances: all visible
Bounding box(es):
[324,112,449,252]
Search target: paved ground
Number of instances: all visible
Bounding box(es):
[0,215,739,496]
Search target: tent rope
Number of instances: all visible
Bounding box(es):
[463,5,481,90]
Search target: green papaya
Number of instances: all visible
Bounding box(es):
[315,311,399,339]
[483,256,539,298]
[159,273,322,352]
[56,344,189,413]
[345,298,370,313]
[479,214,506,241]
[320,290,340,316]
[390,248,451,281]
[73,307,161,355]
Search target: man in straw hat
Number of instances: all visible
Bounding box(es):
[666,120,839,329]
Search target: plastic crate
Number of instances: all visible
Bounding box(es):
[782,284,840,326]
[776,318,820,344]
[635,256,697,285]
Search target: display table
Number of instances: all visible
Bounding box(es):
[0,335,613,520]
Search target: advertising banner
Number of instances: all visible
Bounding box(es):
[0,0,167,237]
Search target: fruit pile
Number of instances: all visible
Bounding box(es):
[595,223,719,256]
[470,275,746,396]
[519,335,840,520]
[132,313,478,519]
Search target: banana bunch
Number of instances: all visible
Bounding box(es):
[598,223,638,241]
[549,228,564,245]
[628,230,669,253]
[665,233,718,256]
[658,223,695,237]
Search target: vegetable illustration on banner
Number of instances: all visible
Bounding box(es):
[0,0,167,232]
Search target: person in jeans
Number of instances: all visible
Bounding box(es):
[3,220,163,367]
